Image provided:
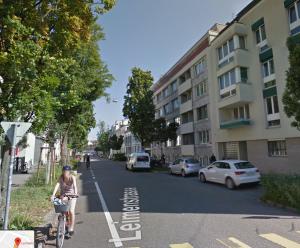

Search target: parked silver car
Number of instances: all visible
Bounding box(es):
[169,157,202,177]
[198,160,261,189]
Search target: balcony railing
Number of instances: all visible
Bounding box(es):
[220,118,251,129]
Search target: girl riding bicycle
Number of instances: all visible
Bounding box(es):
[51,165,78,236]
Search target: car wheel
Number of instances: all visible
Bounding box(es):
[226,178,235,190]
[199,173,206,183]
[181,170,186,177]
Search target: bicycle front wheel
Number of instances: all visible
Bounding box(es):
[56,215,66,248]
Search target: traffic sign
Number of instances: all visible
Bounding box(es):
[1,122,31,145]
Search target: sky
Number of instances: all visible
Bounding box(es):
[89,0,252,140]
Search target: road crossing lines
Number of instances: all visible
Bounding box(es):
[217,232,300,248]
[169,243,194,248]
[259,233,300,248]
[216,237,252,248]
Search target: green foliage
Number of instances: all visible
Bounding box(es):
[113,153,127,161]
[109,134,124,150]
[283,38,300,130]
[123,68,155,147]
[261,174,300,211]
[97,122,111,154]
[152,118,179,143]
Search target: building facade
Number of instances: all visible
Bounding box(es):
[209,0,300,173]
[152,24,225,165]
[152,0,300,173]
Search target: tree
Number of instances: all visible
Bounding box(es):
[109,135,124,150]
[123,68,155,148]
[283,38,300,130]
[152,118,179,152]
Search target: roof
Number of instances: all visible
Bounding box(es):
[152,23,225,93]
[212,0,262,43]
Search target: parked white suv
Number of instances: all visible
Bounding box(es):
[198,160,261,189]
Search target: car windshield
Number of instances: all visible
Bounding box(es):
[234,162,255,169]
[186,158,199,164]
[137,156,149,162]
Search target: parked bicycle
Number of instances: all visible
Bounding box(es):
[52,194,79,248]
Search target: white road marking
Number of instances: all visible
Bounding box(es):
[228,237,252,248]
[216,239,234,248]
[260,233,300,248]
[169,243,194,248]
[91,169,123,248]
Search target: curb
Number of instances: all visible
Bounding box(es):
[261,199,300,214]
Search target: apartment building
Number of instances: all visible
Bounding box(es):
[209,0,300,173]
[152,24,225,165]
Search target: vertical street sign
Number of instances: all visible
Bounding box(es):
[0,122,31,230]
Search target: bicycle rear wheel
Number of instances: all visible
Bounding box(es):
[56,215,66,248]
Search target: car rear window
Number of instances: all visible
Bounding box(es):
[234,162,255,169]
[186,159,199,164]
[137,156,149,162]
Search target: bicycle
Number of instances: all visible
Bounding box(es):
[52,194,78,248]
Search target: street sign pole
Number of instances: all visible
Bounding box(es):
[3,124,17,230]
[0,121,31,230]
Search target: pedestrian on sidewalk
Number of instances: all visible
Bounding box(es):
[209,154,216,164]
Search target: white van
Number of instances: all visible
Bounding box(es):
[126,153,151,171]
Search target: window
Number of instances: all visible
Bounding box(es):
[234,162,255,169]
[240,67,248,82]
[159,108,164,117]
[289,5,297,23]
[157,92,162,102]
[181,111,194,124]
[171,80,177,93]
[266,95,279,115]
[255,24,267,44]
[196,80,207,97]
[172,98,179,110]
[182,133,194,145]
[164,102,173,115]
[180,90,192,104]
[268,140,287,157]
[194,57,206,76]
[218,38,235,61]
[218,69,236,90]
[179,70,191,84]
[197,105,208,120]
[264,80,276,89]
[163,87,169,98]
[262,59,275,78]
[239,36,246,49]
[233,104,250,120]
[199,130,210,144]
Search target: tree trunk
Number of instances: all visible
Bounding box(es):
[61,132,68,166]
[45,149,51,184]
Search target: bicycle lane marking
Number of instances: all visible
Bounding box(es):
[90,168,123,248]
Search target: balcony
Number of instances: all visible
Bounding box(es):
[217,49,250,75]
[218,82,254,109]
[180,122,194,134]
[180,99,192,114]
[181,145,195,156]
[220,119,251,129]
[178,78,192,95]
[213,22,247,48]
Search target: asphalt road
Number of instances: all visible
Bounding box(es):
[46,159,300,248]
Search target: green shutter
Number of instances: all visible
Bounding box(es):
[289,33,300,45]
[259,48,273,62]
[251,18,264,31]
[284,0,296,8]
[263,86,277,98]
[220,120,251,129]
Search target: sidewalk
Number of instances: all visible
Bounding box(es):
[12,171,34,189]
